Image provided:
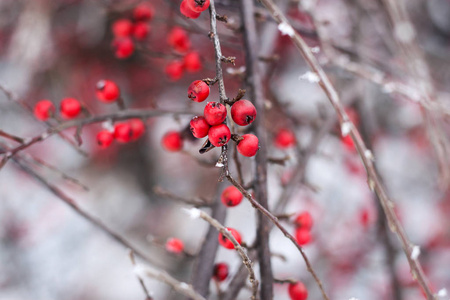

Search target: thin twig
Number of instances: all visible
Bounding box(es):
[153,186,210,207]
[129,251,153,300]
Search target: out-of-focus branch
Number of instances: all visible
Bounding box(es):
[129,251,153,300]
[153,186,211,207]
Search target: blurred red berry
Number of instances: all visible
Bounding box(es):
[165,60,184,81]
[114,123,133,143]
[274,128,296,148]
[204,102,227,125]
[341,135,355,151]
[213,262,229,281]
[96,80,120,103]
[112,19,133,37]
[129,118,145,141]
[288,281,308,300]
[34,100,55,121]
[237,134,259,157]
[188,80,209,102]
[184,52,202,72]
[294,212,313,230]
[162,131,183,152]
[208,124,231,147]
[133,3,154,21]
[60,98,81,119]
[167,27,191,53]
[221,186,243,207]
[96,130,114,148]
[112,37,135,59]
[218,227,241,249]
[165,238,184,254]
[295,228,312,246]
[187,0,210,12]
[133,22,150,41]
[190,116,210,138]
[180,0,201,19]
[231,99,256,126]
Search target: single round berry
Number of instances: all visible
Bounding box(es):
[208,124,231,147]
[180,0,201,19]
[96,130,114,148]
[213,263,229,282]
[129,118,145,141]
[274,128,296,148]
[60,98,81,119]
[34,100,55,121]
[187,0,210,12]
[165,238,184,254]
[165,60,184,81]
[294,212,313,230]
[341,135,355,151]
[295,228,312,246]
[162,131,183,152]
[231,99,257,126]
[188,80,209,102]
[237,134,259,157]
[112,19,133,37]
[133,22,150,41]
[112,37,135,59]
[190,116,210,138]
[204,102,227,126]
[96,80,120,103]
[184,52,202,72]
[221,186,243,207]
[288,281,308,300]
[114,122,133,143]
[167,27,191,53]
[218,227,242,249]
[133,3,154,21]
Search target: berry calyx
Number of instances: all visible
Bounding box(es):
[165,60,184,81]
[114,122,133,143]
[190,116,210,138]
[218,227,242,249]
[221,186,243,207]
[132,3,154,21]
[96,80,120,103]
[213,263,229,282]
[208,124,231,147]
[288,281,308,300]
[180,0,201,19]
[184,52,202,72]
[133,22,150,41]
[236,134,259,157]
[295,228,312,246]
[294,212,313,230]
[230,99,257,126]
[60,98,81,119]
[162,131,184,152]
[204,102,227,126]
[96,130,114,148]
[34,100,55,121]
[112,37,135,59]
[274,128,296,148]
[188,80,209,102]
[187,0,210,12]
[168,27,191,53]
[165,238,184,254]
[112,19,133,37]
[129,118,145,141]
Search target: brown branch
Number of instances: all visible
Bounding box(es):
[129,251,153,300]
[153,186,210,207]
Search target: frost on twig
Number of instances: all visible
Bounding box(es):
[182,207,201,219]
[299,71,320,83]
[340,121,352,137]
[437,288,447,298]
[411,245,421,260]
[277,22,295,37]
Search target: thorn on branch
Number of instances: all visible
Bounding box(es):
[216,14,228,23]
[231,134,244,143]
[199,139,215,154]
[208,31,214,39]
[221,56,236,65]
[202,77,218,86]
[258,55,280,62]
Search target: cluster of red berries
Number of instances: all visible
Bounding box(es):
[288,281,308,300]
[34,98,82,121]
[180,0,210,19]
[293,212,313,246]
[111,3,154,59]
[165,27,202,81]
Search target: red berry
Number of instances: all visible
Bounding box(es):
[204,102,227,125]
[188,80,209,102]
[96,130,114,148]
[112,37,135,59]
[165,238,184,254]
[34,100,55,121]
[129,118,145,141]
[114,122,133,143]
[341,135,355,151]
[208,124,231,147]
[231,99,257,126]
[180,0,201,19]
[96,80,120,103]
[237,134,259,157]
[112,19,133,37]
[165,60,184,81]
[167,27,191,53]
[133,3,154,21]
[133,22,150,41]
[60,98,81,119]
[274,128,296,148]
[162,131,184,152]
[221,186,243,207]
[187,0,210,12]
[213,263,229,281]
[294,212,313,230]
[184,52,202,72]
[288,281,308,300]
[190,116,210,138]
[218,227,242,249]
[295,228,312,246]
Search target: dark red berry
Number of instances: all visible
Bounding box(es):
[129,118,145,141]
[165,60,184,81]
[294,212,313,230]
[165,238,184,254]
[184,52,202,72]
[213,263,229,281]
[237,134,259,157]
[188,80,209,102]
[221,186,243,207]
[187,0,210,12]
[204,102,227,126]
[96,80,120,103]
[162,131,183,151]
[133,3,154,21]
[112,37,135,59]
[34,100,55,121]
[218,227,242,249]
[60,98,81,119]
[114,123,133,143]
[190,116,210,138]
[96,130,114,148]
[295,228,311,246]
[208,124,231,147]
[180,0,201,19]
[133,22,150,41]
[112,19,133,37]
[231,99,256,126]
[288,281,308,300]
[274,128,296,148]
[167,27,191,53]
